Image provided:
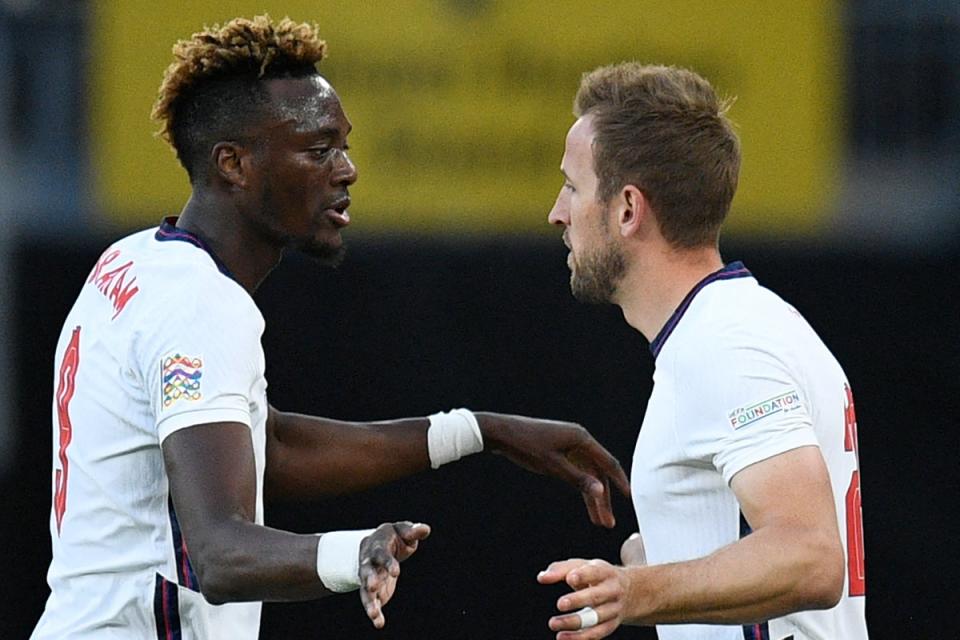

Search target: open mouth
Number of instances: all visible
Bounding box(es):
[325,196,351,227]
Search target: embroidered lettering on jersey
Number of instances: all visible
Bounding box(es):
[728,389,803,429]
[87,248,140,320]
[161,354,203,409]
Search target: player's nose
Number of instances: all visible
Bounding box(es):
[548,191,569,226]
[332,150,358,187]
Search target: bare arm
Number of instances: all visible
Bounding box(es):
[625,446,844,623]
[264,407,431,499]
[539,446,845,637]
[265,406,630,526]
[162,421,428,613]
[164,421,322,603]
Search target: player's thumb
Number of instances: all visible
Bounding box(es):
[397,521,431,544]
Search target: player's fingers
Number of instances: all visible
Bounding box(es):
[555,618,620,640]
[585,477,616,528]
[549,602,620,633]
[564,561,617,592]
[547,559,589,574]
[557,584,616,613]
[359,559,382,591]
[554,457,614,527]
[576,439,630,499]
[547,603,622,640]
[370,601,385,629]
[581,488,605,528]
[377,575,398,607]
[537,559,587,584]
[359,583,385,628]
[544,446,606,497]
[396,521,431,545]
[556,567,620,611]
[601,451,631,499]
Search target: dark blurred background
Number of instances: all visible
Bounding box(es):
[1,1,958,638]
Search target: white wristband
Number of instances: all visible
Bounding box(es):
[315,528,376,593]
[427,408,484,469]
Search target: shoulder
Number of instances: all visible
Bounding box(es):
[140,238,260,322]
[669,278,806,366]
[113,235,264,348]
[657,278,811,408]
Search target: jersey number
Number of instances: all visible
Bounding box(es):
[843,384,866,597]
[54,326,81,535]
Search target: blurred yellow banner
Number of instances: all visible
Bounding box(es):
[92,1,842,235]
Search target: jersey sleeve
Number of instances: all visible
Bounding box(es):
[672,335,820,485]
[136,278,264,443]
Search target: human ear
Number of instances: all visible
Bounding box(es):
[618,185,647,237]
[212,142,249,188]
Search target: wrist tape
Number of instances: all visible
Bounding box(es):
[427,408,484,469]
[315,528,376,593]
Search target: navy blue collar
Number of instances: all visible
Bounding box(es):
[154,217,237,281]
[649,261,752,359]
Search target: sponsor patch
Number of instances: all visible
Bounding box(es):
[728,389,804,430]
[161,353,202,409]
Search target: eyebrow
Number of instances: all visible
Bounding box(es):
[309,126,342,138]
[297,124,352,139]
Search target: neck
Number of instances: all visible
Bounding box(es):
[615,244,724,343]
[175,190,283,294]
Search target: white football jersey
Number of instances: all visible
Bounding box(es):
[32,219,268,639]
[631,262,867,640]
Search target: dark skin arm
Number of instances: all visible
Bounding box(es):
[163,407,626,616]
[265,406,631,527]
[162,421,429,620]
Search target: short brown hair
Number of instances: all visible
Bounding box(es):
[151,15,328,181]
[574,63,740,248]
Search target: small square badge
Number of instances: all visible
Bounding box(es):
[161,353,203,409]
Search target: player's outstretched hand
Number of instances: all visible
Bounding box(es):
[358,521,431,629]
[538,558,628,639]
[477,413,630,527]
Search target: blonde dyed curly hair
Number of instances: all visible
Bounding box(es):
[152,15,327,177]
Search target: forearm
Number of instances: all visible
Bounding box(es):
[267,408,629,530]
[163,421,388,607]
[193,520,330,603]
[624,524,843,625]
[266,409,432,499]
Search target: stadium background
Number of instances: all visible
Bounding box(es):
[0,1,957,637]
